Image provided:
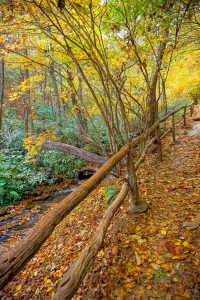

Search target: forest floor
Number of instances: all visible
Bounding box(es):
[1,116,200,300]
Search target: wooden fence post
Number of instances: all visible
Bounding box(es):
[183,107,187,126]
[190,103,194,116]
[127,149,140,204]
[127,148,148,213]
[156,126,162,161]
[171,113,175,142]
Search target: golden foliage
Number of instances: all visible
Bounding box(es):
[24,131,56,157]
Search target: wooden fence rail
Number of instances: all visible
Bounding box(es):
[0,104,192,297]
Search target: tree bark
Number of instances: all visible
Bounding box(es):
[66,70,88,134]
[192,104,200,121]
[24,68,34,134]
[43,140,107,165]
[0,57,5,148]
[127,148,140,204]
[49,63,62,129]
[146,39,168,129]
[161,79,167,115]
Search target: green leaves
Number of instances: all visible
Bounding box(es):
[104,185,118,206]
[0,148,85,206]
[104,185,117,200]
[38,150,85,179]
[152,271,167,281]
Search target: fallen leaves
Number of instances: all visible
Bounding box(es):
[160,228,167,235]
[98,249,105,259]
[114,288,124,297]
[165,241,180,255]
[135,251,142,265]
[172,254,188,260]
[15,284,22,291]
[182,241,189,247]
[1,120,200,299]
[43,277,52,285]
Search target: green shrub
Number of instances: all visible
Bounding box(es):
[0,149,85,207]
[104,185,118,207]
[37,150,85,179]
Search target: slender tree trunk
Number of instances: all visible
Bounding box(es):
[0,57,5,148]
[49,63,62,130]
[24,68,34,134]
[20,68,28,136]
[127,149,140,204]
[43,69,47,104]
[59,67,67,110]
[46,73,55,117]
[146,40,168,128]
[161,79,167,115]
[67,70,88,134]
[20,69,29,137]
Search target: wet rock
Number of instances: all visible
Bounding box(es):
[76,169,96,180]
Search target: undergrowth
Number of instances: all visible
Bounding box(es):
[0,149,85,207]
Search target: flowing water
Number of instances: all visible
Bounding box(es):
[0,184,77,250]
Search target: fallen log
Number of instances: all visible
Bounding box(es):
[43,140,107,165]
[53,183,129,300]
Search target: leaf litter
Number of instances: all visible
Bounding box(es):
[1,118,200,300]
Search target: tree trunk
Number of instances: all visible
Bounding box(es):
[160,78,167,115]
[127,148,148,213]
[0,57,5,148]
[49,63,62,130]
[43,140,107,165]
[42,69,47,104]
[146,39,168,129]
[24,68,34,134]
[66,70,88,134]
[127,148,140,204]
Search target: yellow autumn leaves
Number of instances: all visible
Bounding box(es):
[24,131,56,157]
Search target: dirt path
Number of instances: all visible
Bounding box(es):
[1,118,200,300]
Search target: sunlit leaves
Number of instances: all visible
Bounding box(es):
[166,50,200,101]
[24,131,56,157]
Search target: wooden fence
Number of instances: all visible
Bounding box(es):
[0,103,193,299]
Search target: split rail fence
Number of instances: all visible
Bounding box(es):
[0,103,194,299]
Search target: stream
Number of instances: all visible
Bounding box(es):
[0,183,77,251]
